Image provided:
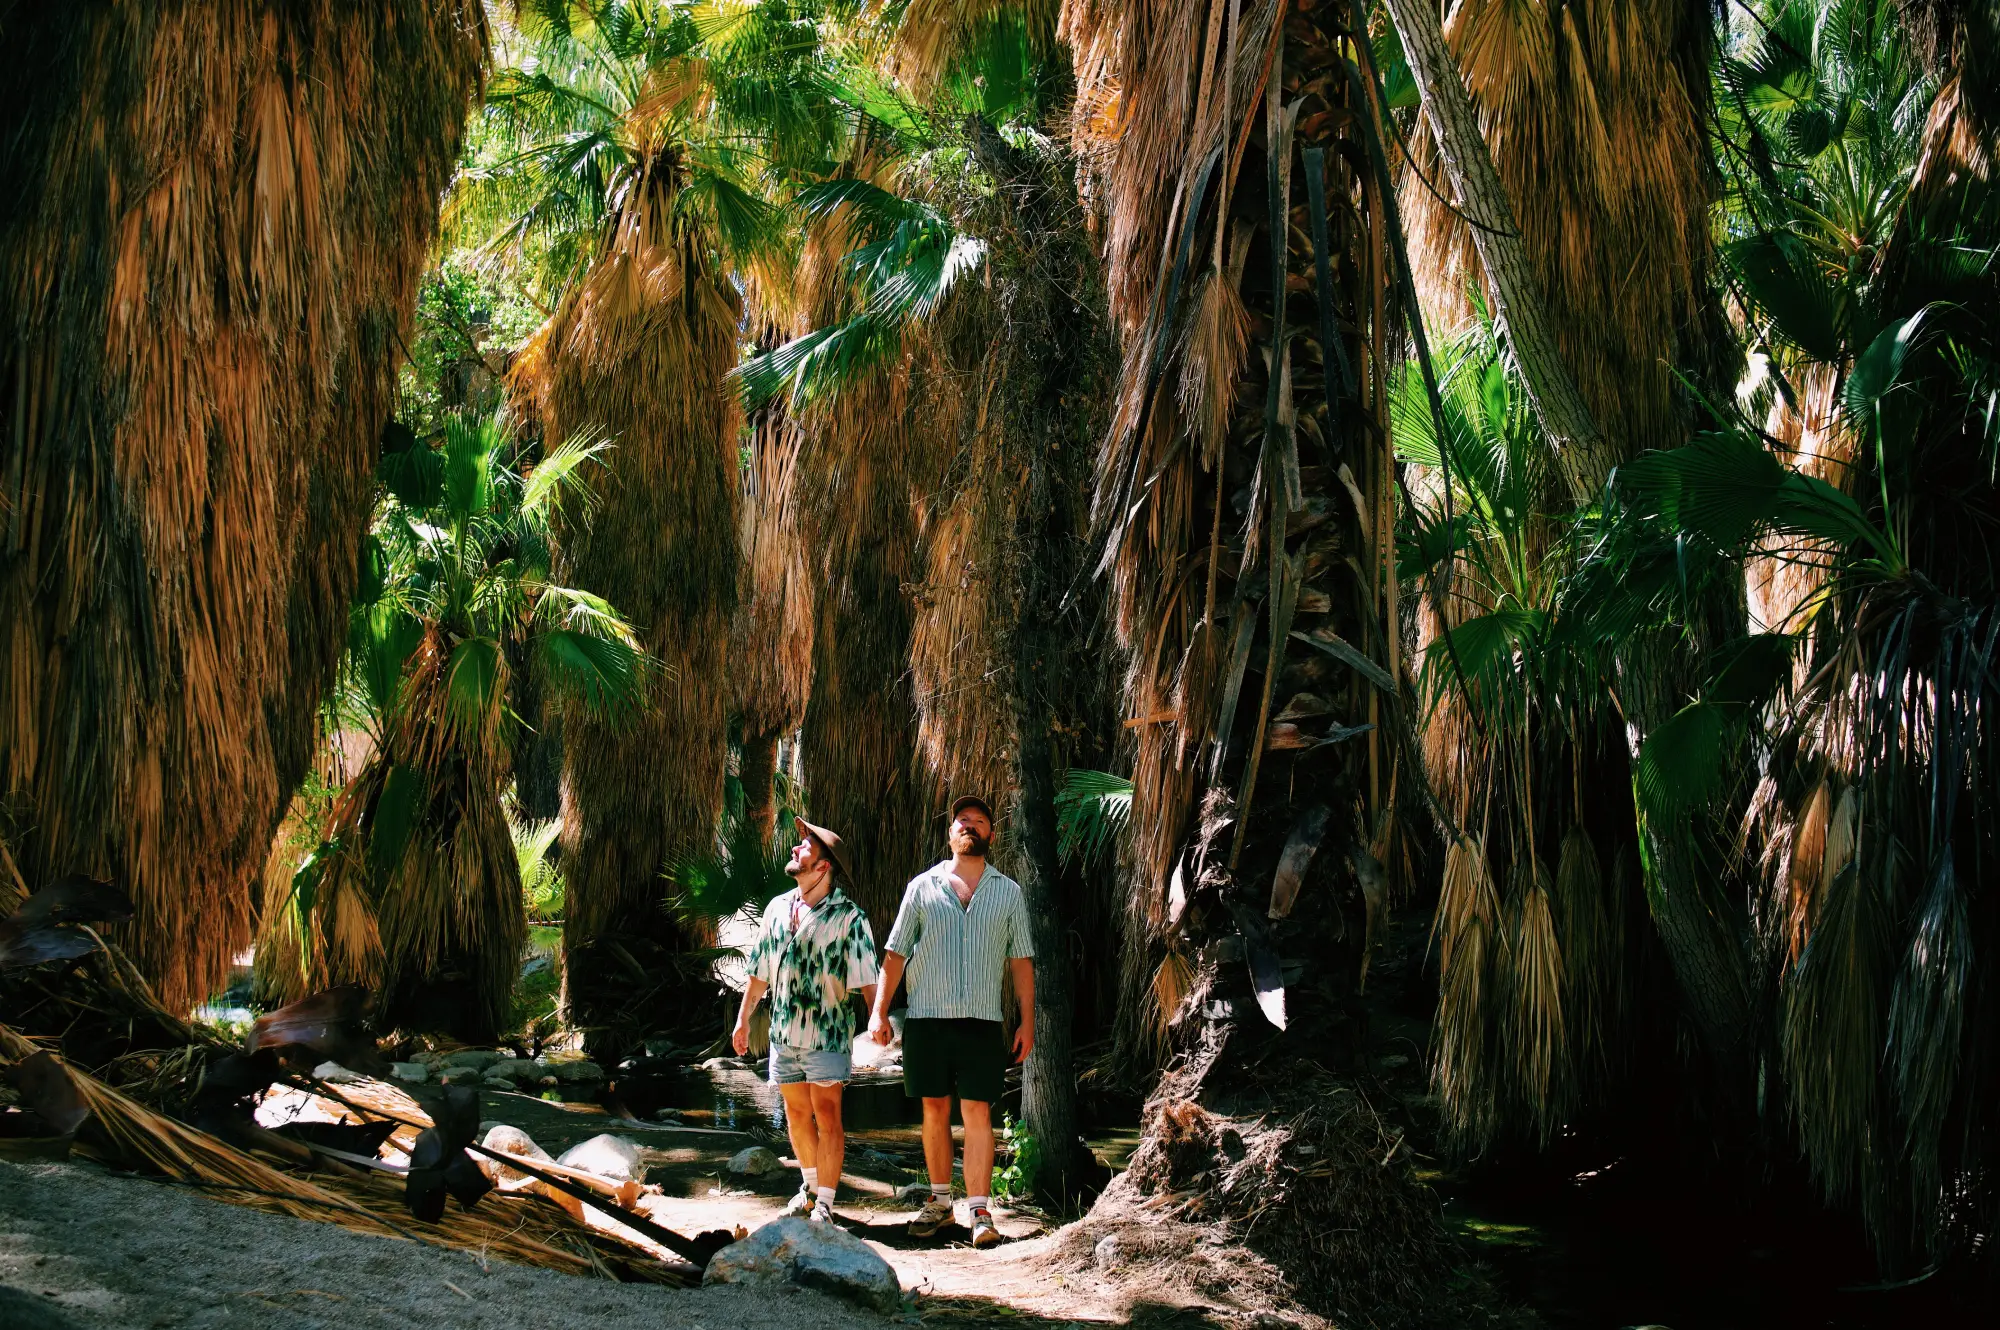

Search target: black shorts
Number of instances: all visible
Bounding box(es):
[901,1017,1006,1104]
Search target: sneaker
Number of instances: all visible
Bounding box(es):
[809,1198,834,1223]
[907,1197,954,1237]
[969,1206,1000,1248]
[781,1185,815,1218]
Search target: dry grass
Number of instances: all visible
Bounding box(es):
[0,1,486,1013]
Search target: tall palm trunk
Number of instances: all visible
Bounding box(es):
[0,1,484,1010]
[1385,0,1757,1090]
[1060,0,1459,1311]
[512,174,741,1057]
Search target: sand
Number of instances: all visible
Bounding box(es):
[0,1159,899,1330]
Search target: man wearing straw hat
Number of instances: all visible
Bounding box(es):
[732,816,878,1223]
[867,794,1034,1249]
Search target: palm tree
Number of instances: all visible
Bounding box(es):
[1055,0,1465,1304]
[0,2,486,1012]
[465,0,838,1050]
[258,412,648,1042]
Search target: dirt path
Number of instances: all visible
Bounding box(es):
[0,1159,888,1330]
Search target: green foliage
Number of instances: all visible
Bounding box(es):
[517,819,567,922]
[1054,769,1132,866]
[994,1111,1041,1203]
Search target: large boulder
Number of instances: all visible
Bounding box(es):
[727,1145,780,1176]
[389,1062,428,1083]
[476,1124,554,1190]
[442,1049,505,1073]
[702,1217,902,1312]
[544,1058,605,1083]
[487,1058,539,1082]
[556,1133,644,1180]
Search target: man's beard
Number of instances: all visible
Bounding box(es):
[784,858,805,879]
[951,829,990,857]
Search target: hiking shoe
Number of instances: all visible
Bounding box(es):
[781,1185,815,1218]
[969,1206,1000,1248]
[809,1198,834,1223]
[907,1197,954,1237]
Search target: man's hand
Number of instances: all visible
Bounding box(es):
[1011,1022,1034,1065]
[867,1010,894,1046]
[730,1021,750,1056]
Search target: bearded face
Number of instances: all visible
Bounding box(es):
[948,813,992,858]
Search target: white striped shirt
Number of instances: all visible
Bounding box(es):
[884,861,1035,1022]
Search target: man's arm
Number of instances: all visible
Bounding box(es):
[731,976,768,1056]
[1009,957,1035,1063]
[867,953,905,1044]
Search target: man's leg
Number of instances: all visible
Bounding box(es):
[778,1080,819,1195]
[920,1095,955,1190]
[808,1081,846,1197]
[959,1097,995,1199]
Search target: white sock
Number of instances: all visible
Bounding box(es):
[931,1182,951,1203]
[967,1194,989,1212]
[816,1185,836,1204]
[801,1168,817,1190]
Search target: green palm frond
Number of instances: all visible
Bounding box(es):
[1055,769,1133,866]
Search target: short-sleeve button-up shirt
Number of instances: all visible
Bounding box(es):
[883,861,1035,1023]
[749,886,879,1052]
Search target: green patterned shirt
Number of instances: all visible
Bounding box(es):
[750,886,880,1052]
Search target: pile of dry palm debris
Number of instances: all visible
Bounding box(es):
[0,877,734,1285]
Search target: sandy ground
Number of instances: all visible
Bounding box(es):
[0,1160,896,1330]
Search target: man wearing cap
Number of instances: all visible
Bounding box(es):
[732,817,878,1222]
[867,795,1034,1248]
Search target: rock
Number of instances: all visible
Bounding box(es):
[546,1058,605,1083]
[727,1145,781,1177]
[651,1107,684,1123]
[389,1062,429,1083]
[310,1061,362,1085]
[703,1216,902,1312]
[488,1058,538,1082]
[701,1056,747,1071]
[556,1133,644,1181]
[481,1072,518,1090]
[437,1065,485,1086]
[442,1049,504,1073]
[477,1124,554,1189]
[896,1181,939,1203]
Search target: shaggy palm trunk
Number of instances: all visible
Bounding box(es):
[0,2,484,1010]
[1388,0,1754,1099]
[739,727,783,850]
[1061,0,1457,1312]
[512,184,742,1059]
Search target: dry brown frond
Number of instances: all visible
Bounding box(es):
[1433,836,1500,1139]
[0,2,486,1012]
[1502,861,1564,1132]
[1403,0,1720,460]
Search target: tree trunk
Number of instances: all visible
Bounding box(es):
[1013,688,1082,1200]
[740,726,782,851]
[1375,0,1614,499]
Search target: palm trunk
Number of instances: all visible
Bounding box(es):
[739,726,782,851]
[1376,0,1613,498]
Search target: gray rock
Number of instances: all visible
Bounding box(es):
[477,1124,554,1188]
[896,1181,940,1203]
[389,1061,429,1083]
[442,1049,504,1072]
[310,1061,362,1085]
[556,1133,644,1180]
[437,1065,485,1086]
[546,1058,605,1083]
[703,1216,902,1312]
[652,1107,684,1123]
[701,1055,748,1071]
[727,1145,781,1177]
[488,1058,539,1082]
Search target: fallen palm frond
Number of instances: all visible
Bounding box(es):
[0,1024,684,1281]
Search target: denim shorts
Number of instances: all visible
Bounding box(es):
[769,1042,852,1085]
